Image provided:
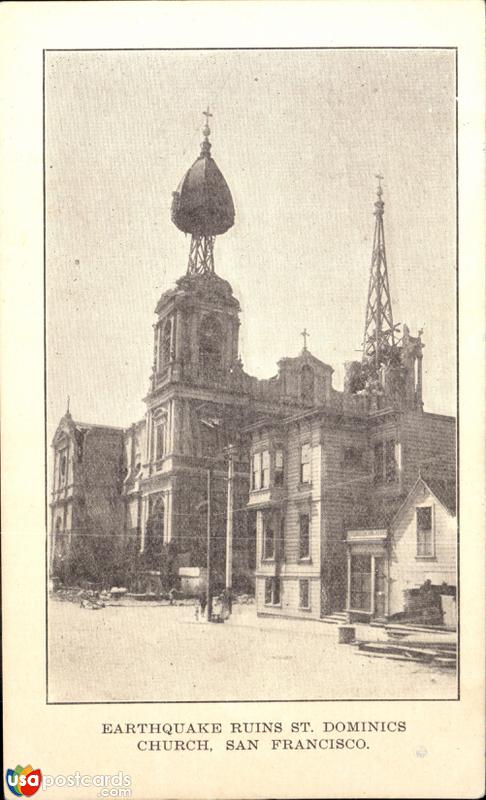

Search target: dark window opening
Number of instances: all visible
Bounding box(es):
[251,452,261,490]
[374,439,398,485]
[300,365,315,405]
[416,506,433,556]
[274,448,284,486]
[385,439,397,482]
[300,443,311,483]
[350,554,372,611]
[261,450,270,488]
[155,423,165,461]
[145,499,165,563]
[162,319,172,365]
[199,314,223,373]
[344,447,363,469]
[299,579,310,609]
[263,517,275,560]
[59,452,68,486]
[299,513,310,559]
[265,577,281,606]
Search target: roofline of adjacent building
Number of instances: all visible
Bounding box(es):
[73,421,126,432]
[422,411,456,422]
[390,474,456,529]
[242,404,367,434]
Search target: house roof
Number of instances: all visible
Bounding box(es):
[391,475,456,528]
[73,420,125,432]
[423,476,456,516]
[51,413,125,447]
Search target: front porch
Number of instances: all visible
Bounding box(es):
[345,528,389,623]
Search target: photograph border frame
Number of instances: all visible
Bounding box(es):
[43,45,460,706]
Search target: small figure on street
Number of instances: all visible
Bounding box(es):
[198,592,207,621]
[168,587,177,606]
[220,587,232,619]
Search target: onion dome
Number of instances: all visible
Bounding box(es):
[171,110,235,237]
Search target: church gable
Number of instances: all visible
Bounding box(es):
[277,349,334,406]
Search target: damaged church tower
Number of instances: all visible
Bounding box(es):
[50,121,456,621]
[123,110,250,593]
[171,107,235,275]
[344,177,424,413]
[248,176,455,622]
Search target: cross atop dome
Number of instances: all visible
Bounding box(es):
[200,106,213,158]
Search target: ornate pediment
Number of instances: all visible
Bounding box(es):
[278,349,333,374]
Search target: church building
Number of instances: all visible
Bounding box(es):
[50,113,324,593]
[247,178,456,621]
[50,116,456,613]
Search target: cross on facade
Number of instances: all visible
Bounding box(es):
[301,328,310,350]
[203,107,213,122]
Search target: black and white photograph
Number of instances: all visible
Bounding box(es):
[46,47,459,704]
[3,2,486,799]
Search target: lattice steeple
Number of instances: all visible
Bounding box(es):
[362,176,398,367]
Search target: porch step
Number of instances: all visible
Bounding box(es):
[377,621,456,637]
[320,612,348,626]
[357,640,456,668]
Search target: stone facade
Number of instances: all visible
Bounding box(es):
[50,272,320,592]
[49,125,456,603]
[50,267,456,603]
[50,417,125,586]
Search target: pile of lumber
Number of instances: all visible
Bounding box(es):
[356,636,456,668]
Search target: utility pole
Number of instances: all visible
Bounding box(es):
[206,466,213,621]
[225,444,236,612]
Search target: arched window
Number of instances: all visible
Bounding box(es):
[199,314,222,373]
[54,516,67,559]
[162,319,172,365]
[155,421,165,462]
[58,450,68,487]
[145,497,164,563]
[300,365,315,405]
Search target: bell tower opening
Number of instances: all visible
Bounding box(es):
[199,314,223,373]
[162,318,173,366]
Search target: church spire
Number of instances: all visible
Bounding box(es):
[362,176,397,367]
[171,110,235,275]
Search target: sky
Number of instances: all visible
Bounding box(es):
[46,48,456,439]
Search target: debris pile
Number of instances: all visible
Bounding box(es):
[356,633,456,669]
[54,587,106,610]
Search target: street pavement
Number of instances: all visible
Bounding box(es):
[48,599,457,703]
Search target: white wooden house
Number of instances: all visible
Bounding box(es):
[346,476,456,626]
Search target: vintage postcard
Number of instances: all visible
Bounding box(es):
[2,2,484,798]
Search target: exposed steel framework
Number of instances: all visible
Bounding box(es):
[188,234,215,274]
[362,176,399,367]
